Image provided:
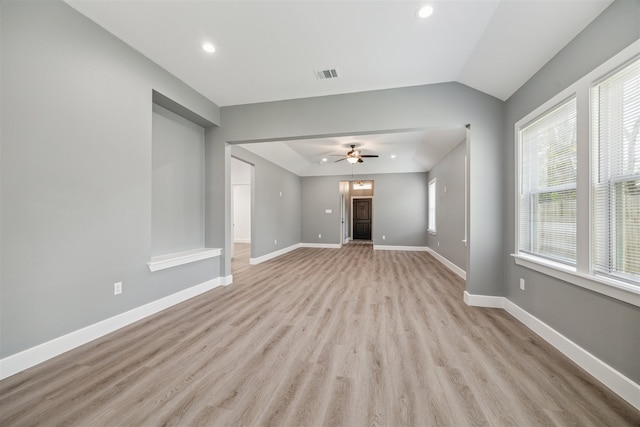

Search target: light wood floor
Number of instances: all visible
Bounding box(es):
[1,243,638,426]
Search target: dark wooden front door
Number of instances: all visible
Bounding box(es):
[353,199,372,240]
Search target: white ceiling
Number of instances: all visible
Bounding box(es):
[65,0,612,176]
[235,127,467,176]
[66,0,612,106]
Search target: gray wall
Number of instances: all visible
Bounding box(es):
[300,173,429,247]
[152,104,205,256]
[1,1,221,357]
[214,82,504,298]
[427,139,467,270]
[373,173,429,247]
[230,146,301,259]
[301,176,343,244]
[503,0,640,382]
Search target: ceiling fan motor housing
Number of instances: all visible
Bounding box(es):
[335,144,378,163]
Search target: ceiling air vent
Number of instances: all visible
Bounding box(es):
[314,68,339,80]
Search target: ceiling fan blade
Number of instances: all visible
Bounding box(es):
[334,158,347,163]
[358,158,364,163]
[360,154,379,158]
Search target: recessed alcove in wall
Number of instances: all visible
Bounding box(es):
[149,91,219,271]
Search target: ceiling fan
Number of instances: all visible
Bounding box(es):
[332,144,379,164]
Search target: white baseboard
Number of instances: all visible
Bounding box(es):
[249,243,342,265]
[464,292,640,411]
[463,290,504,308]
[300,243,341,249]
[233,239,251,244]
[250,244,301,265]
[373,245,429,252]
[426,247,467,280]
[0,275,233,380]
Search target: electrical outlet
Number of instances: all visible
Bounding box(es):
[437,241,440,247]
[382,235,386,240]
[520,278,525,291]
[114,282,122,295]
[274,239,277,245]
[318,234,322,238]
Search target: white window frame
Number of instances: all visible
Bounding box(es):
[513,41,640,308]
[428,178,436,234]
[517,96,578,265]
[591,59,640,285]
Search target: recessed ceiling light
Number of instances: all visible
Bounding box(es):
[390,154,396,159]
[322,158,328,163]
[202,42,216,53]
[417,5,434,19]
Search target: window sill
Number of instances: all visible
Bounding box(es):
[511,253,640,307]
[148,248,222,272]
[428,230,437,235]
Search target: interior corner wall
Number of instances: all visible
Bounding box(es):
[427,139,467,270]
[503,0,640,382]
[0,1,220,359]
[229,146,301,259]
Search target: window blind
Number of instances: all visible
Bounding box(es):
[592,57,640,284]
[519,98,577,263]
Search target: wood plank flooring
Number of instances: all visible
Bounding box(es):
[1,243,638,426]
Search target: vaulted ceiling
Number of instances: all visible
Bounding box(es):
[66,0,612,175]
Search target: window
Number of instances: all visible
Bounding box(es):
[352,181,372,190]
[513,42,640,306]
[428,178,436,233]
[592,58,640,284]
[518,98,577,264]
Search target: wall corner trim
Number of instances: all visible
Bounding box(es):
[463,291,640,411]
[0,275,230,380]
[425,247,467,280]
[463,291,504,308]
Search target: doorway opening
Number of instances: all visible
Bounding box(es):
[340,180,374,244]
[231,157,253,267]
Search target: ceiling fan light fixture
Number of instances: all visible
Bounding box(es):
[347,156,359,164]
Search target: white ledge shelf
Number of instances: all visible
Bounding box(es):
[148,248,222,272]
[511,253,640,308]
